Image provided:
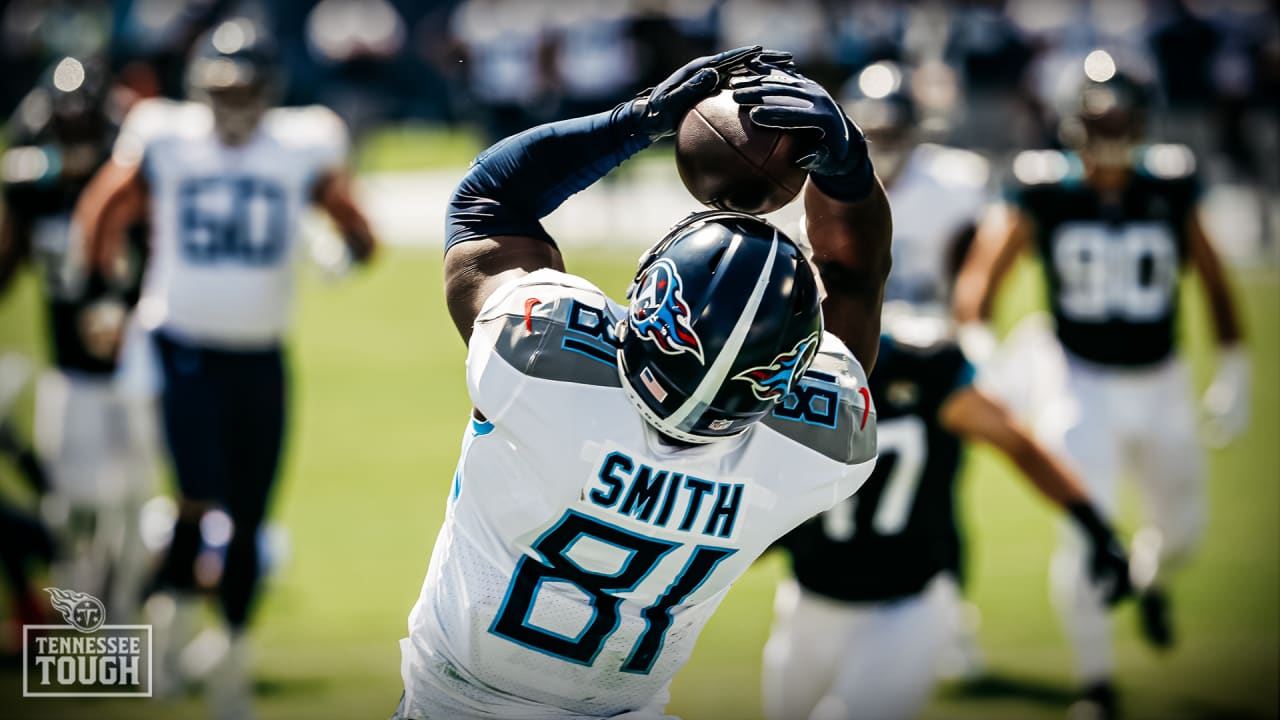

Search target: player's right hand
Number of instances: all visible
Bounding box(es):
[1070,501,1133,606]
[631,45,763,140]
[1090,535,1133,606]
[730,67,873,201]
[1202,345,1250,448]
[956,322,998,366]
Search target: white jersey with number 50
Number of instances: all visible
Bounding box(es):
[400,270,878,719]
[115,99,348,348]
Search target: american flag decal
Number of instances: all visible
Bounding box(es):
[640,366,668,402]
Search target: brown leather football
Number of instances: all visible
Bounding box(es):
[675,88,810,215]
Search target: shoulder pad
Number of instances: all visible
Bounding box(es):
[1139,144,1196,180]
[881,310,952,352]
[1,146,54,185]
[11,91,54,141]
[1010,149,1072,186]
[113,100,209,165]
[122,99,208,141]
[265,105,349,151]
[916,143,990,189]
[762,332,876,465]
[474,269,623,388]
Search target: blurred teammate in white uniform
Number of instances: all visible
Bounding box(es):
[841,60,994,680]
[840,61,990,311]
[954,53,1249,718]
[75,18,376,720]
[396,47,892,719]
[0,57,157,621]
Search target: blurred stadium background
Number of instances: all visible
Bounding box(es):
[0,0,1276,718]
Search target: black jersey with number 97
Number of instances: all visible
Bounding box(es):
[777,334,975,603]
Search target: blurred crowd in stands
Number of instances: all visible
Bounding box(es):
[1,0,1277,184]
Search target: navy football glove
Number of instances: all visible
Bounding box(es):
[731,69,874,202]
[631,45,763,140]
[1070,502,1133,606]
[739,49,796,74]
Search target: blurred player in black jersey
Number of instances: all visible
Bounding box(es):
[763,309,1130,720]
[953,51,1249,717]
[0,56,157,621]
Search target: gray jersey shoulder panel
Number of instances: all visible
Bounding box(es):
[761,346,877,465]
[480,290,623,388]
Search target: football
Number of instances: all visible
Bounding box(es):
[675,88,810,215]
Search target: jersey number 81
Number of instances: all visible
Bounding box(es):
[491,510,735,674]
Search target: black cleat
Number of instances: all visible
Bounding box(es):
[1138,587,1174,650]
[1067,681,1118,720]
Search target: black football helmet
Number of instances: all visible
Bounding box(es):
[47,57,110,145]
[1055,50,1152,162]
[617,211,824,444]
[186,17,279,144]
[9,56,110,147]
[5,56,112,181]
[839,61,917,178]
[840,61,916,141]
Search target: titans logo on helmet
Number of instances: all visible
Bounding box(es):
[733,332,821,402]
[629,258,705,364]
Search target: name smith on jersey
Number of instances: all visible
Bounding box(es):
[588,451,743,539]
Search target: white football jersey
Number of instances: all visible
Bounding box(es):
[883,143,990,307]
[116,99,348,348]
[401,269,877,719]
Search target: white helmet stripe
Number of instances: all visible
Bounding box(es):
[666,230,780,432]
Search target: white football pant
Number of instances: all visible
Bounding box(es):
[1048,355,1204,683]
[763,575,955,720]
[34,370,160,620]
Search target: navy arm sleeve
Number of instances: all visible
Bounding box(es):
[445,103,653,251]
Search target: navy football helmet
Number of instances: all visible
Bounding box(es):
[186,17,279,144]
[617,211,824,444]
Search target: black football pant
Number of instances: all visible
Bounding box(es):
[152,331,286,630]
[0,502,55,609]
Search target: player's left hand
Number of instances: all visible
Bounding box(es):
[78,299,127,361]
[1202,345,1250,448]
[956,321,998,367]
[731,69,872,196]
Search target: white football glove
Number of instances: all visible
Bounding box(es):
[956,321,998,367]
[1202,345,1250,448]
[306,221,354,283]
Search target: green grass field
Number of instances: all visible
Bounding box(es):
[0,247,1276,720]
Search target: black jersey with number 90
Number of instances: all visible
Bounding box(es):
[1009,146,1200,367]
